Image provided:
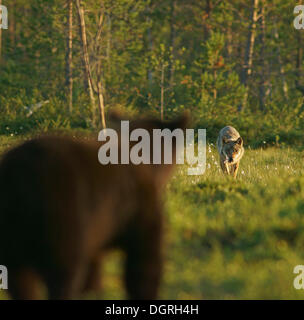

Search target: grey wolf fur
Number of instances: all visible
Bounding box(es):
[217,126,244,178]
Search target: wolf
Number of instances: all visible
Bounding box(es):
[216,126,244,178]
[0,113,187,300]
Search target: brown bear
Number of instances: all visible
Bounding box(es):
[0,113,187,300]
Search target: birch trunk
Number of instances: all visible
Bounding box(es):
[240,0,259,111]
[203,0,212,40]
[0,0,2,62]
[146,7,153,88]
[66,0,73,113]
[75,0,96,124]
[97,80,106,129]
[226,20,232,58]
[8,1,15,48]
[274,24,288,101]
[295,32,304,95]
[169,1,176,87]
[95,4,106,129]
[160,63,165,121]
[259,0,267,110]
[106,15,111,76]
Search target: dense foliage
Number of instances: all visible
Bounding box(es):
[1,0,304,146]
[1,1,304,300]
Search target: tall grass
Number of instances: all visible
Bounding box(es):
[1,139,304,299]
[102,146,304,299]
[161,146,304,299]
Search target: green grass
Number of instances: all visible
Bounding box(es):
[1,136,304,299]
[103,145,304,299]
[161,145,304,299]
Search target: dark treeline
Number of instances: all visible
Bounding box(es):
[0,0,303,146]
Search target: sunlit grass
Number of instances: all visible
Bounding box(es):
[1,137,304,299]
[102,145,304,299]
[162,145,304,299]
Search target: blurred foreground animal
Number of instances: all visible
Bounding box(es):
[217,126,244,178]
[0,114,187,300]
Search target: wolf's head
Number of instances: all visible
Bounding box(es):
[222,137,243,164]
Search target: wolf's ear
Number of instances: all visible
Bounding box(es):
[236,137,243,146]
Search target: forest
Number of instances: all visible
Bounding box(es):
[0,0,303,146]
[1,0,304,300]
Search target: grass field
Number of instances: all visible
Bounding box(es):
[1,135,304,299]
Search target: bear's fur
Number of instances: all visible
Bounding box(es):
[0,114,187,299]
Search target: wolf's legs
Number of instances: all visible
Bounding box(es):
[233,162,239,179]
[225,162,230,175]
[220,159,231,175]
[124,204,162,299]
[220,159,228,174]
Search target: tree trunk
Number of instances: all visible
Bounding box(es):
[160,63,165,121]
[258,0,267,111]
[75,0,96,124]
[8,1,15,50]
[295,31,304,95]
[0,0,2,62]
[240,0,259,111]
[0,0,7,61]
[97,80,106,129]
[146,6,153,88]
[95,4,106,129]
[66,0,73,113]
[203,0,213,40]
[226,20,233,58]
[106,14,111,76]
[274,23,288,101]
[169,0,176,87]
[213,69,217,100]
